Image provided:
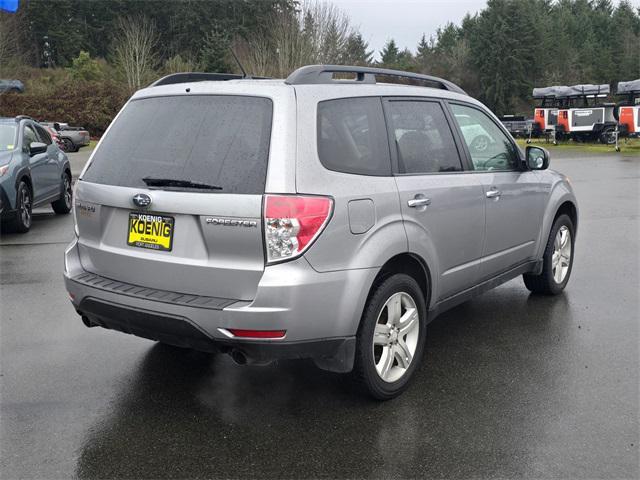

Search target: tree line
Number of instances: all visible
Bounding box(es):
[1,0,638,118]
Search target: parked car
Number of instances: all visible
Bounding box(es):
[41,121,90,152]
[43,125,65,150]
[0,116,72,233]
[0,79,24,94]
[64,66,578,400]
[499,115,534,138]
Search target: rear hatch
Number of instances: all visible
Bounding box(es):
[76,94,273,301]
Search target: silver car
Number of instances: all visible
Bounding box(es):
[64,66,578,399]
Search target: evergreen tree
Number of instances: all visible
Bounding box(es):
[380,39,400,66]
[343,32,373,65]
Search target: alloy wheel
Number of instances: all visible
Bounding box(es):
[63,176,72,209]
[20,186,32,228]
[372,292,420,383]
[552,225,571,284]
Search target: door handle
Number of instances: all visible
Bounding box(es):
[486,188,501,199]
[407,197,431,208]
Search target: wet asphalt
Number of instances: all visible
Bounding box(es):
[1,150,638,479]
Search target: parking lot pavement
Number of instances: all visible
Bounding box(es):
[1,151,638,479]
[67,148,93,179]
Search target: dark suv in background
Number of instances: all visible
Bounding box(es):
[0,116,72,233]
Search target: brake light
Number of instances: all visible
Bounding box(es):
[227,329,286,339]
[264,194,333,263]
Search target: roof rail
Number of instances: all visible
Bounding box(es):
[150,72,270,87]
[15,115,34,122]
[285,65,466,95]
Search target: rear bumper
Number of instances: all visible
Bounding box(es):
[64,239,374,372]
[77,296,354,370]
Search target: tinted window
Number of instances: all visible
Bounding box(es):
[450,104,518,171]
[34,125,52,145]
[317,97,391,176]
[386,100,462,174]
[83,95,273,194]
[23,125,38,149]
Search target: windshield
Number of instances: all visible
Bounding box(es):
[0,124,17,152]
[83,95,273,194]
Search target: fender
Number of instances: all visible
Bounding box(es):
[400,218,441,309]
[534,173,578,262]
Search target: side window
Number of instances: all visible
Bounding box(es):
[23,125,38,151]
[386,100,462,174]
[34,125,52,145]
[317,97,391,176]
[450,104,518,171]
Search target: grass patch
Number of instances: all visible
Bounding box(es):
[516,138,640,154]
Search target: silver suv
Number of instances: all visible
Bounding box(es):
[64,66,578,399]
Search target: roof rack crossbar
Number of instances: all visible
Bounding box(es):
[150,72,270,87]
[285,65,466,95]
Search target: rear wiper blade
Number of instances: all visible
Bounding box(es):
[142,177,222,190]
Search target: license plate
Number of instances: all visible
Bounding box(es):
[127,212,174,251]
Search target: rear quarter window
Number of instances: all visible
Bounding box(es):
[83,95,273,194]
[317,97,391,176]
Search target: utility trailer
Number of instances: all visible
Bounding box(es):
[615,79,640,149]
[556,84,617,144]
[528,86,572,144]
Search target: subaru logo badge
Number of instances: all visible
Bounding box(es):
[132,193,152,208]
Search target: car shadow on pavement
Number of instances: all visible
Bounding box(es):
[74,288,576,479]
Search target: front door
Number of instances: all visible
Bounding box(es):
[23,123,51,201]
[384,98,486,302]
[449,103,546,280]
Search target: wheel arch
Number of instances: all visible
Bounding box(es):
[16,171,33,196]
[363,253,432,322]
[554,200,578,234]
[536,182,578,260]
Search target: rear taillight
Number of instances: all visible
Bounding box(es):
[264,194,333,264]
[227,329,286,339]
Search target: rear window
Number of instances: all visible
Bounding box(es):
[317,97,391,176]
[83,95,273,194]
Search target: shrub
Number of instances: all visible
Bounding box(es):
[0,80,128,136]
[68,51,103,82]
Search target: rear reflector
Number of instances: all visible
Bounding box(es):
[264,194,333,264]
[227,329,286,339]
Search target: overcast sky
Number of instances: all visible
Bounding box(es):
[332,0,640,60]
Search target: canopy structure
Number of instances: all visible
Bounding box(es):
[567,84,610,97]
[617,79,640,94]
[533,84,610,99]
[533,86,570,98]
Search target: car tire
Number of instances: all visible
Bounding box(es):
[61,138,74,153]
[51,172,72,214]
[599,127,616,145]
[523,214,575,295]
[9,181,33,233]
[352,273,427,400]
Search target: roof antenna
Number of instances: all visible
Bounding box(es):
[229,47,250,79]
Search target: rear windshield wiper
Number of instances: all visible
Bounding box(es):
[142,177,223,191]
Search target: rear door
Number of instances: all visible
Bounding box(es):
[448,102,546,280]
[384,98,485,301]
[76,94,274,301]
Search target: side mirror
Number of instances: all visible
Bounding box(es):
[526,146,549,170]
[29,141,47,156]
